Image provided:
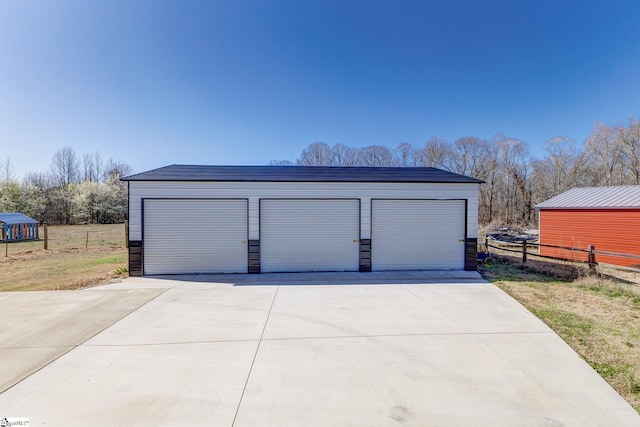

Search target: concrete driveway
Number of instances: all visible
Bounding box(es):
[0,271,638,426]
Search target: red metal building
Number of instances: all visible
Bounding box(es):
[535,186,640,268]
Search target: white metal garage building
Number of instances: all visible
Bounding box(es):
[122,165,483,275]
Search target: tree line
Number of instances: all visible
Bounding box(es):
[0,147,131,225]
[3,116,637,227]
[273,117,640,227]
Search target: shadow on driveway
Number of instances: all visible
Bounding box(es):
[128,270,487,287]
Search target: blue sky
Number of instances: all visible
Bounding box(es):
[1,0,639,177]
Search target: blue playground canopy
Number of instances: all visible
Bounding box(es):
[0,212,39,241]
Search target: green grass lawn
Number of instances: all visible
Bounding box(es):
[0,224,128,291]
[481,257,640,413]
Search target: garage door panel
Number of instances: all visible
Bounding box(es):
[372,199,465,271]
[144,199,248,274]
[261,199,360,272]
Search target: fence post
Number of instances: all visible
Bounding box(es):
[86,229,89,249]
[43,222,48,250]
[522,239,527,265]
[588,245,596,269]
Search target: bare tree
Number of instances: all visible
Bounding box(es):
[393,142,415,167]
[82,151,104,182]
[50,146,79,186]
[0,156,16,182]
[529,158,554,203]
[583,122,624,186]
[282,116,640,227]
[296,142,334,166]
[269,160,294,166]
[618,116,640,185]
[331,144,360,166]
[103,158,133,180]
[449,136,490,177]
[495,136,532,223]
[25,171,53,189]
[477,142,499,224]
[543,136,580,193]
[415,137,450,169]
[358,145,393,167]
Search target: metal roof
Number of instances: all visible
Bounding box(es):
[0,212,38,225]
[122,164,484,184]
[535,186,640,209]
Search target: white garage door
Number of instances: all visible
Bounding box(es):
[143,199,248,275]
[372,199,465,271]
[260,199,360,273]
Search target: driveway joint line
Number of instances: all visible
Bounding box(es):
[231,285,280,427]
[403,286,428,301]
[1,345,81,350]
[82,338,261,347]
[0,288,170,395]
[259,330,553,342]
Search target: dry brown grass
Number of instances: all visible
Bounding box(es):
[0,224,128,291]
[481,256,640,413]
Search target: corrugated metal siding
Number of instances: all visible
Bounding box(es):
[371,200,465,271]
[539,209,640,267]
[260,199,360,272]
[128,181,479,241]
[143,199,248,274]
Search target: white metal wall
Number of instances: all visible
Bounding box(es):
[260,199,360,272]
[143,199,248,274]
[371,199,466,271]
[128,181,480,242]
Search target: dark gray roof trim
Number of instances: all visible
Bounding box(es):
[122,165,484,184]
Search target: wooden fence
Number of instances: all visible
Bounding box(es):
[484,237,640,273]
[3,222,128,257]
